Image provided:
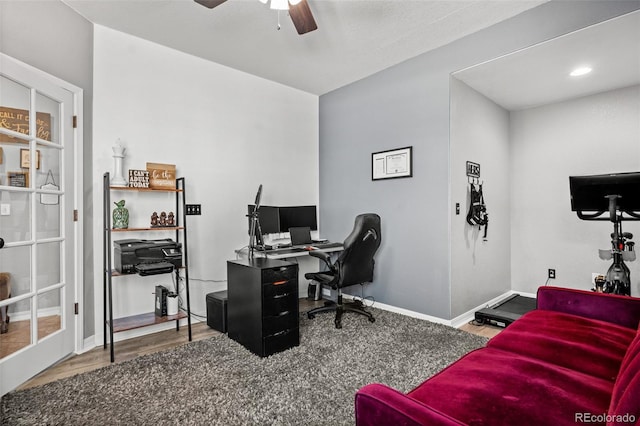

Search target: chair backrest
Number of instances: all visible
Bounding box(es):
[335,213,381,288]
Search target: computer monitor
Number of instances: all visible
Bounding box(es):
[247,205,281,235]
[569,172,640,218]
[279,205,318,231]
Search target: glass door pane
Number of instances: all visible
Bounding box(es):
[0,298,32,360]
[0,192,31,243]
[0,246,31,299]
[36,242,61,291]
[37,288,62,341]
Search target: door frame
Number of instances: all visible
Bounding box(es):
[0,52,84,375]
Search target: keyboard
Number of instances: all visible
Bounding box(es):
[313,242,343,249]
[269,247,307,255]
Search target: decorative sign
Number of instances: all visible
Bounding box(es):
[0,107,52,142]
[466,161,480,178]
[128,169,150,189]
[8,171,28,187]
[146,162,176,190]
[372,146,413,181]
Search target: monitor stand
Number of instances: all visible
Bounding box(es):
[474,294,536,328]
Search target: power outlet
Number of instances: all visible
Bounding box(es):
[548,268,556,279]
[0,204,9,216]
[185,204,201,215]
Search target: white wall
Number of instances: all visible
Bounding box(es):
[450,78,511,317]
[91,26,318,339]
[510,85,640,295]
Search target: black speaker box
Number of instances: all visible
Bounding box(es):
[206,290,228,333]
[155,285,168,316]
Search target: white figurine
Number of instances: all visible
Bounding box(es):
[111,138,127,187]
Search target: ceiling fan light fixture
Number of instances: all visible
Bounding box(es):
[270,0,289,10]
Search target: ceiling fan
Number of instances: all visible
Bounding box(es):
[194,0,318,35]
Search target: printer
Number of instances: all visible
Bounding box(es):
[114,238,182,274]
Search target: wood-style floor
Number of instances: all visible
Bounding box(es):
[14,299,501,391]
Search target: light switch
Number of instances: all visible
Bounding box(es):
[0,204,10,216]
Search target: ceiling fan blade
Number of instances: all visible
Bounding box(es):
[289,0,317,35]
[194,0,227,9]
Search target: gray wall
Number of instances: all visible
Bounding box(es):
[319,1,640,320]
[0,0,94,336]
[450,78,511,318]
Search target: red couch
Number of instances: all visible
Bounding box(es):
[355,286,640,426]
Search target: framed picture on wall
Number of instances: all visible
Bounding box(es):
[20,149,41,169]
[372,146,413,181]
[8,171,29,187]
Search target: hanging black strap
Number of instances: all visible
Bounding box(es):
[466,183,488,238]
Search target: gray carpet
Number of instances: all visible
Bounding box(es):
[1,307,487,425]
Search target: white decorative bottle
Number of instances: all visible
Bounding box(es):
[111,139,127,187]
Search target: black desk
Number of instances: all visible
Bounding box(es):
[261,243,343,260]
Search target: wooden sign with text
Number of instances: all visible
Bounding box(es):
[0,107,52,142]
[146,162,176,190]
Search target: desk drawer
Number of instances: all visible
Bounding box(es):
[263,279,296,299]
[263,294,297,317]
[262,266,297,284]
[263,311,298,336]
[263,327,299,357]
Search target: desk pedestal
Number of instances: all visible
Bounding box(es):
[227,258,299,357]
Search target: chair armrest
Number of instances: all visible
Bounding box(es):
[309,250,334,270]
[355,384,466,426]
[537,286,640,329]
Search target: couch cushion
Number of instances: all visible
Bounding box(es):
[608,327,640,425]
[487,309,635,381]
[408,347,614,426]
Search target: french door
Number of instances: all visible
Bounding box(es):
[0,54,79,395]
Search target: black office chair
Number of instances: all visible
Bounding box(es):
[306,213,381,329]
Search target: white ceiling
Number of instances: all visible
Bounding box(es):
[454,10,640,110]
[63,0,546,95]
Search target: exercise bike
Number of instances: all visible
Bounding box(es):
[594,196,636,295]
[570,172,640,296]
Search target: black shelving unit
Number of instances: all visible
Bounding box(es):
[103,172,191,362]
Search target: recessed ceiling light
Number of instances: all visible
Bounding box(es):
[570,67,592,77]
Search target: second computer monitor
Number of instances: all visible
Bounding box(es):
[279,205,318,231]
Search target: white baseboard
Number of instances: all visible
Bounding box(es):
[345,290,537,330]
[5,307,62,322]
[342,294,452,326]
[78,336,96,354]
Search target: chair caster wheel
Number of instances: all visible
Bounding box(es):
[368,317,375,323]
[308,313,316,319]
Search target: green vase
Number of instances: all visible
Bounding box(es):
[113,200,129,229]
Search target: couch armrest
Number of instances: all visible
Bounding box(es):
[537,286,640,329]
[355,383,466,426]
